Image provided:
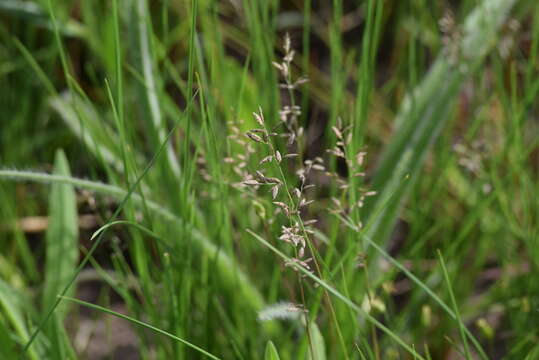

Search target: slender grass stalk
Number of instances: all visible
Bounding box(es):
[437,251,472,359]
[247,229,426,360]
[60,296,221,360]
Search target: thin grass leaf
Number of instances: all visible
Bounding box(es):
[437,251,472,359]
[90,220,159,241]
[0,0,84,37]
[0,279,43,360]
[60,296,221,360]
[20,107,187,352]
[344,221,488,360]
[246,229,425,360]
[132,0,180,177]
[50,93,124,172]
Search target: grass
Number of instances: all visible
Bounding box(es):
[1,0,538,359]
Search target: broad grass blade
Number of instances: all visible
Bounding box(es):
[42,149,79,314]
[308,322,327,360]
[364,0,516,250]
[264,340,281,360]
[41,149,78,357]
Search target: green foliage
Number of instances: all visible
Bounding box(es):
[42,149,78,358]
[264,340,281,360]
[1,0,538,359]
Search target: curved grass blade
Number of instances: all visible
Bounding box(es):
[0,169,265,313]
[90,220,159,241]
[20,98,188,352]
[0,279,43,360]
[246,229,425,360]
[60,296,221,360]
[131,0,180,177]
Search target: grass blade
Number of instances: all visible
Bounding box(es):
[246,229,425,360]
[41,149,78,357]
[364,0,516,247]
[438,250,472,359]
[132,0,180,177]
[60,296,221,360]
[264,340,281,360]
[0,279,42,360]
[307,322,326,360]
[0,169,265,313]
[42,149,78,315]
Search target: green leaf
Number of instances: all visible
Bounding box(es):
[39,149,78,357]
[307,322,326,360]
[0,279,43,360]
[42,149,79,316]
[264,340,281,360]
[364,0,516,258]
[0,170,266,313]
[61,296,221,360]
[0,317,16,359]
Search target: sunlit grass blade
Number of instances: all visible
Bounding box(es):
[50,93,125,172]
[0,0,84,37]
[19,105,188,352]
[340,218,489,360]
[90,220,159,241]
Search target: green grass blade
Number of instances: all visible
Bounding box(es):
[341,219,489,360]
[41,149,78,358]
[437,251,472,359]
[20,110,187,353]
[49,93,125,172]
[0,317,17,359]
[60,296,221,360]
[0,279,42,360]
[246,229,425,360]
[364,0,516,254]
[132,0,180,177]
[307,322,326,360]
[90,220,159,241]
[42,149,78,315]
[264,340,281,360]
[0,169,265,313]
